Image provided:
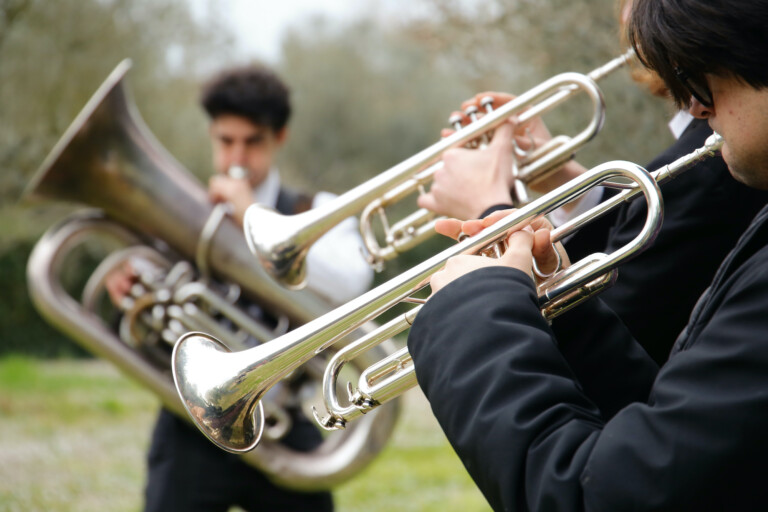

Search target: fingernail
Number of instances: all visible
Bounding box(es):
[523,225,534,233]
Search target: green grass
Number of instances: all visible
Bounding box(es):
[0,356,488,512]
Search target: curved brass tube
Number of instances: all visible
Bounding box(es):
[173,131,723,454]
[245,50,635,286]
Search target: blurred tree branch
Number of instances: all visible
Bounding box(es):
[0,0,30,51]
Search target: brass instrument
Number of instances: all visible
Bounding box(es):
[173,132,723,453]
[245,50,635,286]
[24,60,399,491]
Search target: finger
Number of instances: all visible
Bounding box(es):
[417,192,439,214]
[441,128,455,138]
[460,97,479,111]
[489,122,515,148]
[448,110,468,127]
[528,214,554,232]
[477,91,515,107]
[513,134,537,152]
[531,228,560,275]
[481,208,516,227]
[430,268,447,295]
[209,189,224,203]
[460,219,485,237]
[434,218,464,240]
[500,228,535,274]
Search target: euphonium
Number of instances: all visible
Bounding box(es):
[246,50,635,286]
[172,131,724,453]
[24,60,400,491]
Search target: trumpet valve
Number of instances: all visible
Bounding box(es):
[448,113,464,132]
[347,382,376,411]
[464,105,490,147]
[312,406,347,431]
[464,105,479,122]
[480,95,495,113]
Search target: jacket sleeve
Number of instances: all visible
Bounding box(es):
[407,265,768,511]
[550,297,658,420]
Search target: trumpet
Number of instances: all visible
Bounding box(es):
[173,133,723,452]
[245,50,635,287]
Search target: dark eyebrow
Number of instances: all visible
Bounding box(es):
[245,133,266,144]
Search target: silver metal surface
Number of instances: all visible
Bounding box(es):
[24,60,400,491]
[245,51,635,285]
[173,133,722,444]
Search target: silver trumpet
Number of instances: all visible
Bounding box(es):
[245,50,635,286]
[173,132,723,452]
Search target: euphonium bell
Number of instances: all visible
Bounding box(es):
[24,60,401,490]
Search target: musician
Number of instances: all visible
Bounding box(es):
[108,65,373,511]
[408,0,768,509]
[417,0,768,365]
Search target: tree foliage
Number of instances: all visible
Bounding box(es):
[402,0,675,168]
[1,0,682,356]
[0,0,233,244]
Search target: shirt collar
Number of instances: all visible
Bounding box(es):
[253,167,281,208]
[668,110,694,140]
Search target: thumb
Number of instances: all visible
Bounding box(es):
[490,121,515,149]
[500,227,534,275]
[531,228,560,275]
[434,218,464,240]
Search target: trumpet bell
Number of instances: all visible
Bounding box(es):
[243,204,311,290]
[173,332,266,452]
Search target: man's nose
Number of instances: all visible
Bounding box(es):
[689,97,713,119]
[228,144,247,166]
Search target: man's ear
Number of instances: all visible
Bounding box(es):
[275,127,289,146]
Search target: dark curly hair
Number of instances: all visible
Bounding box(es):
[201,65,291,132]
[627,0,768,108]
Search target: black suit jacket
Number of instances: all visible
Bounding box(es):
[408,206,768,511]
[487,119,768,364]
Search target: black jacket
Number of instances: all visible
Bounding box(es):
[486,119,768,364]
[408,205,768,512]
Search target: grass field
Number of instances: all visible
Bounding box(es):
[0,356,489,512]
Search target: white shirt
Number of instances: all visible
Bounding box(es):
[548,111,695,227]
[253,168,374,305]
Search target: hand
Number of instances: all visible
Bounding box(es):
[418,122,516,220]
[429,209,570,294]
[454,92,590,197]
[209,174,254,226]
[105,261,138,306]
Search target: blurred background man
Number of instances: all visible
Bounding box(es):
[106,65,373,511]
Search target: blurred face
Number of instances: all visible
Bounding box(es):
[689,75,768,189]
[209,114,287,187]
[620,0,668,97]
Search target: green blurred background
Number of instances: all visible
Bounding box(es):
[1,0,674,357]
[0,0,675,509]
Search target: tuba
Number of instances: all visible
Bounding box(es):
[23,60,399,491]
